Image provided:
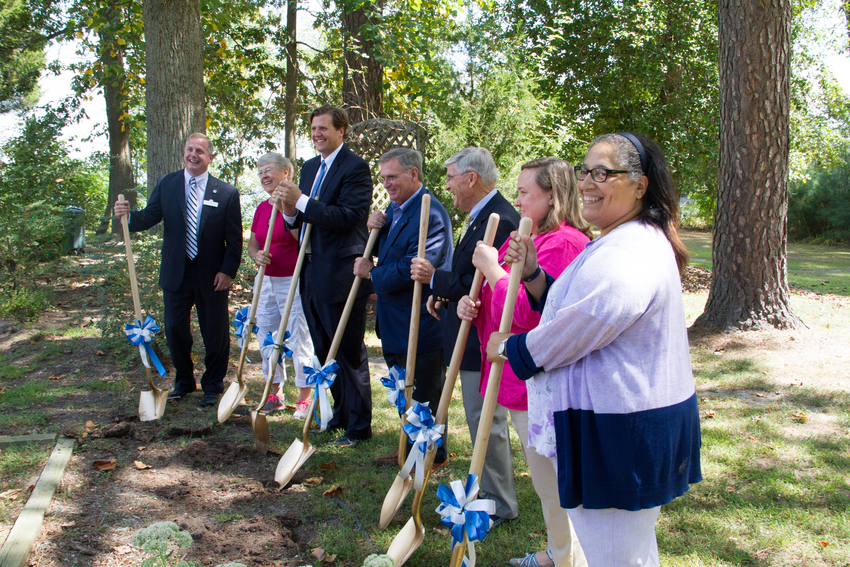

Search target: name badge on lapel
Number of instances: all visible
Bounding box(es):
[203,199,219,208]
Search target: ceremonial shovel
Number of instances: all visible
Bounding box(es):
[217,201,281,423]
[274,227,381,487]
[251,223,312,454]
[450,216,532,567]
[118,194,170,421]
[379,193,432,529]
[385,212,500,566]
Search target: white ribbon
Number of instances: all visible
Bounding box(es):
[435,475,496,567]
[399,402,445,491]
[304,356,337,432]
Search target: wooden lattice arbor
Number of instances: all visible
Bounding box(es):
[346,118,429,213]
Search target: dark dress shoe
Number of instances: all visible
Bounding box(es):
[167,390,193,401]
[489,514,516,529]
[198,392,220,407]
[329,435,358,448]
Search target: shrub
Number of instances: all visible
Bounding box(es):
[789,154,850,243]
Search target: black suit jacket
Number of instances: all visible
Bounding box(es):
[292,144,374,303]
[431,191,520,370]
[128,169,243,292]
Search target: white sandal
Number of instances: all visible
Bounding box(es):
[509,550,554,567]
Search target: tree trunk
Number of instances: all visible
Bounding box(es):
[284,0,298,164]
[98,4,136,236]
[693,0,800,332]
[142,0,206,196]
[341,1,383,124]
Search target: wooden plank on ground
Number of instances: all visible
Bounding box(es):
[0,434,57,449]
[0,437,75,567]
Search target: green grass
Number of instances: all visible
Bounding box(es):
[0,443,52,524]
[681,229,850,296]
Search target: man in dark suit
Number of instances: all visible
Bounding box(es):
[410,147,521,524]
[277,105,373,447]
[352,148,453,467]
[113,133,243,407]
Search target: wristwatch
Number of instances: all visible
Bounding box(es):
[497,338,509,361]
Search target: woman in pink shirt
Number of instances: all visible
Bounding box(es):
[458,157,592,567]
[250,153,314,418]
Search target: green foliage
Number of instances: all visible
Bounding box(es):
[0,0,66,111]
[789,152,850,242]
[510,0,719,199]
[132,521,194,567]
[0,109,107,318]
[0,285,49,321]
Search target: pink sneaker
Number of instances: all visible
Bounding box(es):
[293,398,310,420]
[259,394,284,415]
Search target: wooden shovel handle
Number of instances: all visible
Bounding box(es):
[300,226,381,440]
[118,194,156,389]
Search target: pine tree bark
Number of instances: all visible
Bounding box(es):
[142,0,206,195]
[341,1,383,124]
[693,0,801,332]
[284,0,298,163]
[99,3,136,235]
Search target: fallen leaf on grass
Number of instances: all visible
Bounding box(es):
[748,436,757,441]
[0,489,22,500]
[704,410,716,418]
[93,459,117,471]
[752,416,762,423]
[752,392,764,397]
[133,461,151,470]
[86,421,96,427]
[319,462,337,470]
[137,446,146,451]
[791,412,808,422]
[95,350,106,356]
[49,375,63,380]
[311,548,337,562]
[818,541,829,547]
[433,527,450,536]
[713,348,725,355]
[304,477,323,485]
[322,485,342,497]
[519,472,530,477]
[113,545,133,555]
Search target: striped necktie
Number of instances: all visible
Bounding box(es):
[309,159,327,199]
[186,177,200,259]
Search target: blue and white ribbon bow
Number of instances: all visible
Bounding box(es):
[261,330,293,370]
[124,316,167,377]
[380,365,406,415]
[399,401,445,490]
[435,474,495,567]
[233,307,258,348]
[304,356,337,432]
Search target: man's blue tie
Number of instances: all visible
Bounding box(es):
[186,177,200,259]
[310,159,327,199]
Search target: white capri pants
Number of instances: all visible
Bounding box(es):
[255,274,314,389]
[511,409,587,567]
[567,505,660,567]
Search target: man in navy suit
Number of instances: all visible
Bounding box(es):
[277,105,374,447]
[352,148,453,467]
[410,147,521,524]
[113,133,243,407]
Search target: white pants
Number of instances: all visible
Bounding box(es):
[511,409,587,567]
[255,275,313,389]
[567,505,660,567]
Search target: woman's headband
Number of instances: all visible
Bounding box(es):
[617,132,648,174]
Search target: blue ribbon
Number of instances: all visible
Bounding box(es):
[380,365,406,415]
[124,316,167,377]
[304,356,338,432]
[234,306,258,348]
[435,474,496,567]
[261,330,293,368]
[399,402,445,491]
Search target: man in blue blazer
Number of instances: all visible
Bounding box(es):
[113,133,243,407]
[352,148,453,466]
[278,106,374,447]
[411,147,521,524]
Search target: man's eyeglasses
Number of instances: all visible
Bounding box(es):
[574,166,630,183]
[380,168,412,184]
[446,170,473,183]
